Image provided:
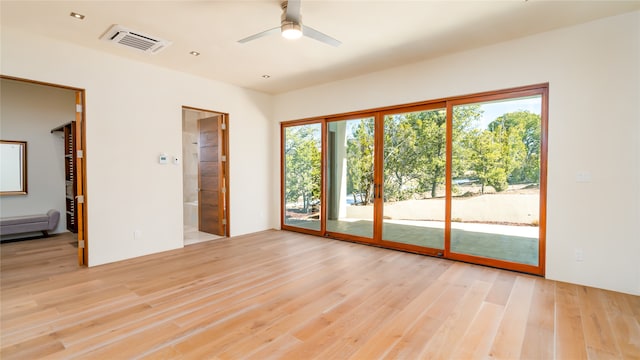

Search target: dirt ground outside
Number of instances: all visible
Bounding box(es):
[347,184,540,226]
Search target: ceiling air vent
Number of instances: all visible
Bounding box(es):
[100,25,171,54]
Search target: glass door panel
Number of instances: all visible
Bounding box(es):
[283,123,322,231]
[451,96,542,266]
[381,108,446,250]
[326,117,375,239]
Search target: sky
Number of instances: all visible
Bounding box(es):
[338,95,542,138]
[477,96,542,129]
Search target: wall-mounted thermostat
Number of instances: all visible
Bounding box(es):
[159,153,169,164]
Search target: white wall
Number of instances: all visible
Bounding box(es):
[274,12,640,295]
[1,27,274,266]
[2,11,638,296]
[0,79,75,236]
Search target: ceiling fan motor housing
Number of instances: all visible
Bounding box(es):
[280,1,303,38]
[237,0,340,47]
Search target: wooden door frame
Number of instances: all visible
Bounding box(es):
[182,106,230,237]
[1,75,88,266]
[280,119,325,237]
[323,113,377,245]
[376,102,448,257]
[280,83,548,276]
[445,86,548,275]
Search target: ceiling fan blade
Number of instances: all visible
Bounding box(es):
[285,0,301,23]
[237,27,280,44]
[302,25,342,47]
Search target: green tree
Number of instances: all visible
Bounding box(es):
[489,111,541,184]
[452,105,484,193]
[461,110,538,194]
[413,109,448,198]
[488,122,526,191]
[463,128,506,193]
[383,115,419,201]
[284,125,321,212]
[454,105,541,194]
[383,106,481,200]
[346,119,375,205]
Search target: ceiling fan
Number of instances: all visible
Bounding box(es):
[238,0,341,47]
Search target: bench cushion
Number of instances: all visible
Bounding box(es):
[1,214,49,226]
[0,210,60,236]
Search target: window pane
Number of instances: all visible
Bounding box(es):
[283,123,322,231]
[381,108,446,249]
[451,96,541,265]
[326,117,375,238]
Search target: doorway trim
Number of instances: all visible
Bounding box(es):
[182,106,230,237]
[1,75,88,266]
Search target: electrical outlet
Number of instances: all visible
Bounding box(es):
[575,248,584,262]
[134,230,142,240]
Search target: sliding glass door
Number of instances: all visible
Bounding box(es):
[326,116,376,240]
[380,105,446,255]
[282,122,322,233]
[449,93,545,272]
[281,84,547,275]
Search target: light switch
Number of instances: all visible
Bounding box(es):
[576,171,591,183]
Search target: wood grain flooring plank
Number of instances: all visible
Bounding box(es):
[606,313,640,359]
[601,289,640,359]
[284,256,442,359]
[0,333,65,360]
[579,286,622,358]
[489,275,536,359]
[380,280,470,359]
[555,281,589,360]
[213,277,366,359]
[450,301,505,359]
[520,277,555,359]
[485,270,517,306]
[418,279,493,359]
[242,334,302,360]
[2,230,637,359]
[78,322,182,359]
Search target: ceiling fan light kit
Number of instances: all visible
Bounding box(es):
[238,0,341,47]
[281,22,302,40]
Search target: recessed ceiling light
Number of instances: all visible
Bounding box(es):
[189,51,200,56]
[262,75,271,79]
[70,12,85,20]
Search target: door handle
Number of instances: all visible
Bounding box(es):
[374,184,381,199]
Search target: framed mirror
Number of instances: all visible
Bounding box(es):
[1,140,27,195]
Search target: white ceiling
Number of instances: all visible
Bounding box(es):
[2,1,639,94]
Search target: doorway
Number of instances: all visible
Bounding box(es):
[0,75,88,265]
[182,106,229,245]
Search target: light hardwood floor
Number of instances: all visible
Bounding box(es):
[1,230,638,359]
